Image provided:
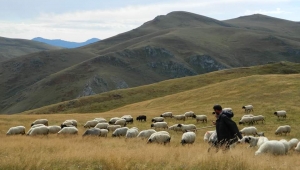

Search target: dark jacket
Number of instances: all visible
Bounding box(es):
[216,113,242,145]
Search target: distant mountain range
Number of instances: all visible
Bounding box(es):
[32,37,100,48]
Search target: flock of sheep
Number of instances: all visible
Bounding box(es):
[6,104,300,155]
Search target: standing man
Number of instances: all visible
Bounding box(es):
[213,104,242,150]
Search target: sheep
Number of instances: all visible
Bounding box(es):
[151,122,168,129]
[239,116,254,125]
[242,105,254,113]
[274,110,287,119]
[109,117,122,124]
[184,111,195,119]
[126,127,139,138]
[6,126,26,135]
[288,138,299,150]
[168,124,182,132]
[31,119,48,126]
[257,132,265,137]
[121,115,134,124]
[107,125,122,132]
[239,136,269,147]
[240,127,258,136]
[137,129,157,139]
[147,131,171,144]
[26,124,46,135]
[160,112,173,118]
[295,142,300,152]
[29,126,49,136]
[62,119,78,127]
[83,120,99,128]
[57,127,78,135]
[94,118,107,123]
[252,115,265,124]
[192,115,207,123]
[181,132,196,145]
[255,140,287,155]
[177,124,197,132]
[204,131,215,142]
[112,127,129,137]
[61,120,74,127]
[48,126,61,134]
[172,115,186,121]
[275,125,291,135]
[82,128,101,137]
[279,139,289,154]
[95,123,109,129]
[114,119,127,127]
[136,115,147,122]
[151,117,164,123]
[99,129,108,137]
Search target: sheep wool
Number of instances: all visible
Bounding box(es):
[6,126,26,135]
[181,132,196,145]
[255,140,286,155]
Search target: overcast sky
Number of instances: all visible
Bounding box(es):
[0,0,299,42]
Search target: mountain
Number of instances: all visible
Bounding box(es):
[0,36,63,62]
[1,11,300,114]
[32,37,100,48]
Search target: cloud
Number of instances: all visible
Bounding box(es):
[244,8,288,15]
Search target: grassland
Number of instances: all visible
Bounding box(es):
[1,73,300,169]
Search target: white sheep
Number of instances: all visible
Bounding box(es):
[160,112,173,118]
[26,124,46,135]
[239,116,254,125]
[288,138,299,150]
[31,119,48,126]
[48,126,61,134]
[295,142,300,152]
[137,129,157,139]
[239,136,269,147]
[107,125,122,132]
[204,130,215,142]
[151,117,164,123]
[94,118,107,123]
[6,126,26,135]
[112,127,129,137]
[62,119,78,127]
[83,120,99,128]
[252,115,265,124]
[168,124,182,132]
[121,115,134,124]
[57,127,78,135]
[242,105,254,113]
[109,117,122,124]
[82,128,101,137]
[184,111,195,119]
[99,129,108,137]
[177,124,197,132]
[255,140,287,155]
[114,119,127,127]
[95,123,109,129]
[151,122,168,129]
[172,115,186,121]
[274,110,287,119]
[275,125,291,135]
[279,139,289,154]
[181,132,196,145]
[192,115,207,123]
[147,131,171,144]
[126,127,139,138]
[29,126,49,136]
[240,127,258,136]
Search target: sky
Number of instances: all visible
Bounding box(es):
[0,0,299,42]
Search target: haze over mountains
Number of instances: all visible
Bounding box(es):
[32,37,100,48]
[1,11,300,114]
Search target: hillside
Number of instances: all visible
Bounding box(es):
[0,36,62,62]
[32,37,100,48]
[1,11,300,114]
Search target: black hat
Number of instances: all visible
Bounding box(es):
[213,104,222,111]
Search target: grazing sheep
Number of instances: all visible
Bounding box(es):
[94,118,107,123]
[252,115,265,124]
[184,111,195,119]
[57,127,78,135]
[279,139,289,154]
[172,115,186,121]
[239,116,254,125]
[27,124,46,135]
[240,127,258,136]
[274,110,287,119]
[136,115,147,122]
[6,126,26,135]
[61,120,74,127]
[31,119,48,126]
[48,126,61,134]
[62,119,78,127]
[177,124,197,132]
[29,126,49,136]
[99,129,108,137]
[275,125,291,135]
[168,124,182,132]
[126,127,139,138]
[109,117,122,124]
[151,117,164,123]
[83,120,99,128]
[181,132,196,145]
[160,112,173,118]
[242,105,254,113]
[204,131,216,142]
[288,138,299,150]
[240,136,269,147]
[137,129,157,139]
[192,115,207,123]
[295,142,300,152]
[82,128,101,137]
[255,140,287,155]
[121,115,134,124]
[147,131,171,144]
[114,119,127,127]
[95,123,109,129]
[107,125,122,132]
[112,127,129,137]
[151,122,168,129]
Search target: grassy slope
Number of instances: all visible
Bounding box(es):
[21,61,300,114]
